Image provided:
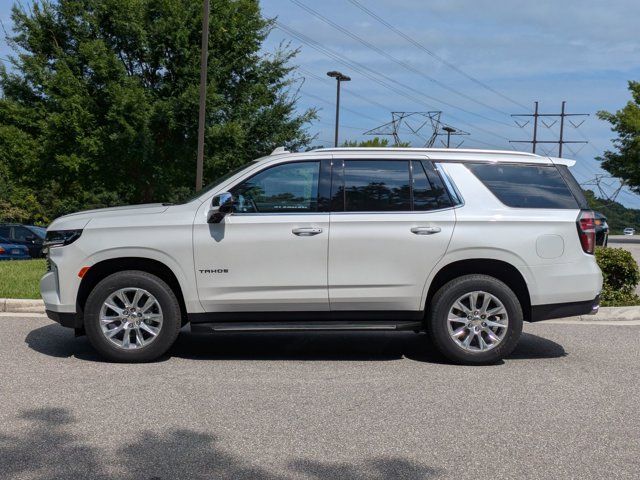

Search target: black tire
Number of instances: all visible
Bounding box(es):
[84,270,182,362]
[427,274,523,365]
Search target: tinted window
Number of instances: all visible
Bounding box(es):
[231,161,320,213]
[556,164,588,209]
[412,161,453,210]
[13,227,35,241]
[343,160,411,211]
[467,163,579,209]
[0,227,9,238]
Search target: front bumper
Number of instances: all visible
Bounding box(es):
[46,309,82,329]
[530,295,600,322]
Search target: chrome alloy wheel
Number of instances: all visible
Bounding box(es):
[99,288,163,350]
[446,291,509,353]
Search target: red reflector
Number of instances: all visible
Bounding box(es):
[576,210,596,254]
[78,266,91,278]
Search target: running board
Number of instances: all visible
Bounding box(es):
[191,320,423,333]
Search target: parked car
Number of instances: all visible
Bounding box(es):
[623,227,635,236]
[0,224,47,258]
[41,147,602,365]
[0,236,31,260]
[594,212,609,246]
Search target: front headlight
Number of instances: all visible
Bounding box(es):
[44,229,83,248]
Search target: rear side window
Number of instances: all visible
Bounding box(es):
[467,163,580,209]
[330,160,456,212]
[343,160,411,211]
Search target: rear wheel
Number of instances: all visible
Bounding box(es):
[427,274,523,365]
[84,271,181,362]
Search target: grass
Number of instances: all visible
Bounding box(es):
[0,259,46,299]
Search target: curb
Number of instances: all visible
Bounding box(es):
[0,298,45,314]
[579,306,640,321]
[1,298,640,321]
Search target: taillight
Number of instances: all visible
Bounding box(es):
[577,210,596,254]
[0,247,5,254]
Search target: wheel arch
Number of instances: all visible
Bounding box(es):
[77,257,188,326]
[424,259,532,322]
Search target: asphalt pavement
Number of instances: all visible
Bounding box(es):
[0,314,639,480]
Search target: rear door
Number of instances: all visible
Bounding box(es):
[328,156,456,311]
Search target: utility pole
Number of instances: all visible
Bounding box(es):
[510,101,588,157]
[326,71,351,147]
[195,0,210,191]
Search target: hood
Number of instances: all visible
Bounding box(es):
[48,203,170,231]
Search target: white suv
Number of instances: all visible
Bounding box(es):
[41,148,602,364]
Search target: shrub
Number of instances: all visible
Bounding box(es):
[595,246,640,306]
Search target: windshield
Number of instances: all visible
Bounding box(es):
[175,160,258,204]
[28,226,47,238]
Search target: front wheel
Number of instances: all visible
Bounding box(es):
[427,274,523,365]
[84,271,182,362]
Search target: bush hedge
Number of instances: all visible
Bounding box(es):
[595,246,640,306]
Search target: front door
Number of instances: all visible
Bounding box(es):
[194,159,330,312]
[328,158,456,311]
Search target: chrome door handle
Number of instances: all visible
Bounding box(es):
[292,227,323,236]
[411,226,441,235]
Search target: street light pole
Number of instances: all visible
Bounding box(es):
[195,0,210,192]
[327,71,351,147]
[442,126,456,148]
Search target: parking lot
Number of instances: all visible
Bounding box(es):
[1,314,639,479]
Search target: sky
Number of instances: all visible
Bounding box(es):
[260,0,640,207]
[1,1,639,206]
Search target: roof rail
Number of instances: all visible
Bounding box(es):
[313,147,540,157]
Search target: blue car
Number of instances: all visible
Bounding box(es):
[0,237,31,260]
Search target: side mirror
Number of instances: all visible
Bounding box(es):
[208,192,235,223]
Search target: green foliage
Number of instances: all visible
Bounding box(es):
[0,259,46,299]
[0,0,316,224]
[341,137,411,148]
[584,189,640,234]
[597,81,640,193]
[595,246,640,306]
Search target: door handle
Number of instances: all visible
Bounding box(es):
[292,227,323,236]
[411,226,441,235]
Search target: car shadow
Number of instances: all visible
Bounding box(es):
[25,324,566,364]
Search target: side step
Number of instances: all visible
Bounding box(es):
[191,320,423,334]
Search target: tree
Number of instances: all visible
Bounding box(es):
[597,81,640,193]
[341,137,411,148]
[0,0,316,224]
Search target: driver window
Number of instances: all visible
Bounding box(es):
[230,161,320,213]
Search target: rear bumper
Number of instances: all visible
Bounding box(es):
[530,295,600,322]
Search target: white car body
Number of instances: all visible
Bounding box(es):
[623,228,635,236]
[41,148,602,360]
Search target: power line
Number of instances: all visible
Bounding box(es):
[345,0,529,111]
[275,22,511,144]
[299,88,385,124]
[298,67,392,112]
[289,0,515,121]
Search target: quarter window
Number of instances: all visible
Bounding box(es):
[231,161,320,213]
[467,163,579,209]
[412,161,453,210]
